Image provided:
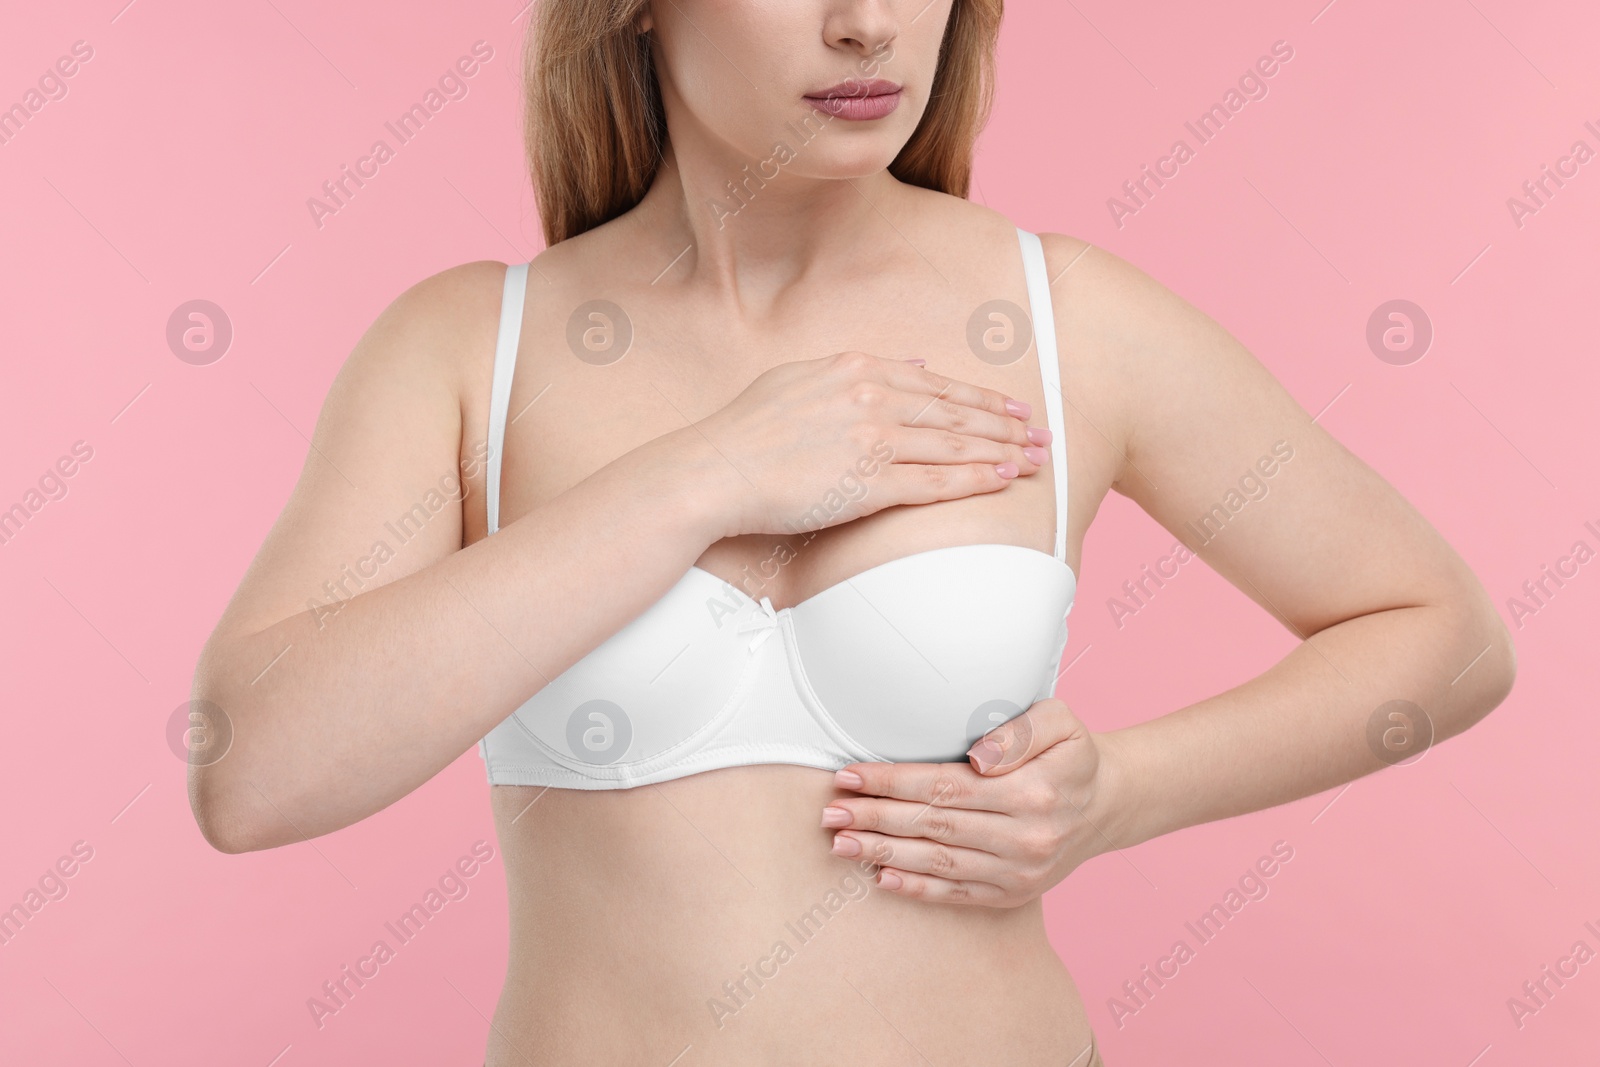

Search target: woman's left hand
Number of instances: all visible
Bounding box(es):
[821,698,1120,907]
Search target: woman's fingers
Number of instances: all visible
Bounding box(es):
[829,760,1017,814]
[880,368,1036,449]
[828,821,1047,908]
[877,357,1035,428]
[874,460,1023,505]
[843,371,1034,449]
[867,867,1015,906]
[822,770,1071,908]
[968,698,1084,776]
[825,793,1003,845]
[889,392,1038,450]
[830,828,1012,885]
[885,426,1047,472]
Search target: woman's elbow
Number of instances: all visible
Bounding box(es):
[1443,594,1518,736]
[186,654,278,853]
[188,771,254,857]
[189,768,266,854]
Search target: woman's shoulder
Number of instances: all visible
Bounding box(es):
[1029,230,1189,336]
[1027,228,1212,391]
[360,257,525,403]
[1019,227,1214,500]
[382,256,515,326]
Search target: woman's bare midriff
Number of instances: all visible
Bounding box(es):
[485,765,1094,1066]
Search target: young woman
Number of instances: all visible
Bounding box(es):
[189,2,1516,1063]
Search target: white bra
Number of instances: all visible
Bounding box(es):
[476,227,1076,788]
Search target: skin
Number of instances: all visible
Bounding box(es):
[189,1,1516,1063]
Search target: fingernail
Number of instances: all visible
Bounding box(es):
[1004,398,1031,419]
[831,834,862,856]
[1026,426,1053,446]
[820,806,852,828]
[1023,446,1047,465]
[878,870,903,890]
[995,462,1019,479]
[968,739,1002,773]
[834,769,864,789]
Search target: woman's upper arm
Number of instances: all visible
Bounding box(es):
[1039,234,1502,642]
[203,260,505,648]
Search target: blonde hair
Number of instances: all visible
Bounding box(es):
[523,0,1004,247]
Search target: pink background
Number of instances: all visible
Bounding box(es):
[2,0,1596,1063]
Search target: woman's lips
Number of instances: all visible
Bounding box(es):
[803,89,902,121]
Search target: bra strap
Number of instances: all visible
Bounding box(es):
[486,262,529,534]
[1015,228,1069,562]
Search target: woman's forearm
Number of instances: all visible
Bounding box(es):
[1088,595,1516,851]
[190,428,732,852]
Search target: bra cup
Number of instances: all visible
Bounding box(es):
[506,570,758,767]
[1033,613,1072,704]
[788,547,1076,763]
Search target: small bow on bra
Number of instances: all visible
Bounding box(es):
[736,595,781,652]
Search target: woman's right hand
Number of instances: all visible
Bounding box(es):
[688,350,1050,539]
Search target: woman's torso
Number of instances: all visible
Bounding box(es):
[457,191,1118,1064]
